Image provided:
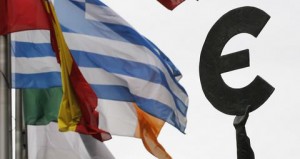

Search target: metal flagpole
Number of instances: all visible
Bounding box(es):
[15,89,26,159]
[0,35,13,159]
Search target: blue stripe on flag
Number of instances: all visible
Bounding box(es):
[55,0,188,96]
[12,42,188,117]
[86,0,105,6]
[134,96,186,132]
[145,38,183,78]
[12,43,173,88]
[92,84,186,132]
[12,42,55,57]
[56,0,165,54]
[71,50,168,85]
[91,84,134,101]
[12,41,188,111]
[56,0,131,44]
[72,50,188,115]
[12,72,61,88]
[70,1,85,10]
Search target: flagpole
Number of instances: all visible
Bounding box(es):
[15,89,26,159]
[0,35,13,159]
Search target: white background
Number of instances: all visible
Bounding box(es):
[100,0,300,158]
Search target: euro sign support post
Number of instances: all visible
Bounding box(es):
[200,7,275,159]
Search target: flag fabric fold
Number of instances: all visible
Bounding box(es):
[43,1,111,142]
[24,88,115,159]
[12,0,189,158]
[27,122,115,159]
[24,87,172,158]
[23,87,62,125]
[157,0,185,10]
[134,104,171,159]
[18,0,189,134]
[0,0,50,35]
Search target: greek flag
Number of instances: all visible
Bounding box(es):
[11,0,188,132]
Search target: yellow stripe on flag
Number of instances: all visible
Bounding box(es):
[43,1,111,141]
[44,0,81,132]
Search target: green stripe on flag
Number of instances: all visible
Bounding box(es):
[23,87,62,125]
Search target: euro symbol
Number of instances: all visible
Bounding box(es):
[199,7,275,115]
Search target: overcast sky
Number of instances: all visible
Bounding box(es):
[98,0,300,158]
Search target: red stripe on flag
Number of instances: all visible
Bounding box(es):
[0,0,50,35]
[44,1,111,142]
[70,61,111,141]
[157,0,185,10]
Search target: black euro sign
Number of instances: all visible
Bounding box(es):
[199,7,275,115]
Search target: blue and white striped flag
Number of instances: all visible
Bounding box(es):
[11,0,188,133]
